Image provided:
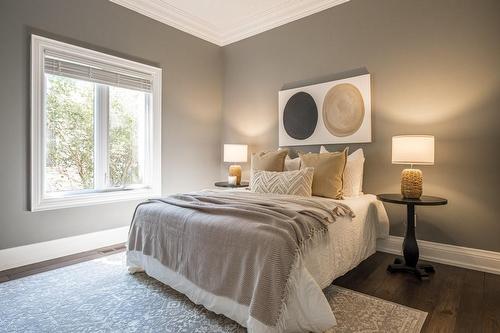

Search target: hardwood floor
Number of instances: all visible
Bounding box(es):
[333,252,500,333]
[0,249,498,332]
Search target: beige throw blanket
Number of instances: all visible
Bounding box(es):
[128,190,354,330]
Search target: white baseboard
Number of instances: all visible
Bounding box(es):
[377,236,500,275]
[0,226,129,271]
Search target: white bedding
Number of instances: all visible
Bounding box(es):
[304,194,389,288]
[127,192,389,332]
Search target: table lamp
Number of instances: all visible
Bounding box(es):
[223,144,248,185]
[392,135,435,199]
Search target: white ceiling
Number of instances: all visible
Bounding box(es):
[110,0,350,46]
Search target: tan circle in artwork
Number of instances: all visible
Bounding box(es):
[322,83,365,137]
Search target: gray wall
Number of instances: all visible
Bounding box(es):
[222,0,500,252]
[1,0,499,253]
[0,0,223,249]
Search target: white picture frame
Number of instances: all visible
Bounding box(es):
[278,74,371,146]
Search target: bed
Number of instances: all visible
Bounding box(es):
[127,189,389,332]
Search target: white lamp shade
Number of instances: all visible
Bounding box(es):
[223,144,248,163]
[392,135,434,165]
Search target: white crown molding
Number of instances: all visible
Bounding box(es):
[0,227,129,271]
[109,0,221,45]
[109,0,350,46]
[377,236,500,275]
[220,0,350,46]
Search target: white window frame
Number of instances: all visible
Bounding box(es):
[31,35,162,211]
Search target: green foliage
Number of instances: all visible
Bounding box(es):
[46,76,142,192]
[108,89,141,186]
[46,75,94,190]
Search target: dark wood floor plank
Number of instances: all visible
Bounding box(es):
[370,255,418,304]
[397,261,459,332]
[455,269,485,333]
[420,264,466,333]
[334,252,392,294]
[483,273,500,333]
[354,253,396,295]
[373,266,422,306]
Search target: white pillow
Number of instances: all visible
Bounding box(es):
[278,147,301,171]
[320,146,365,197]
[250,168,314,197]
[284,155,301,171]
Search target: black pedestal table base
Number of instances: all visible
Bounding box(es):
[376,194,447,281]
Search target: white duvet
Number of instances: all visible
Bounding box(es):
[127,192,389,332]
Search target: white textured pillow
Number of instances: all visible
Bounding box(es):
[284,155,301,171]
[320,146,365,197]
[251,168,314,197]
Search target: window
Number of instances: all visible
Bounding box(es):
[31,35,161,211]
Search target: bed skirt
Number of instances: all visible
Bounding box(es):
[127,251,336,333]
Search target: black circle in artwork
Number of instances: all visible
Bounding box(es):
[283,92,318,140]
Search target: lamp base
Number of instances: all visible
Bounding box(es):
[401,168,423,199]
[228,165,242,185]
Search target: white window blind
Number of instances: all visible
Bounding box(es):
[44,50,153,93]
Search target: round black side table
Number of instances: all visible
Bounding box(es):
[377,194,448,280]
[214,181,249,188]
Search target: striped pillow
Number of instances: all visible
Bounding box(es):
[250,168,314,197]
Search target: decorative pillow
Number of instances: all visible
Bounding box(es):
[321,146,365,197]
[251,168,314,197]
[300,148,348,199]
[250,150,288,179]
[284,155,301,171]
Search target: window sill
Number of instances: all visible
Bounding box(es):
[31,188,161,212]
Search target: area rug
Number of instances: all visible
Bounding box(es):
[0,253,427,332]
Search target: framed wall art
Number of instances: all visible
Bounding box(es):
[278,74,371,146]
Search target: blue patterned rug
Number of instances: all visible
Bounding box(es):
[0,253,426,332]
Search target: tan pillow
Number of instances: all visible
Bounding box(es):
[251,150,288,176]
[321,146,365,197]
[300,148,348,199]
[251,168,314,197]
